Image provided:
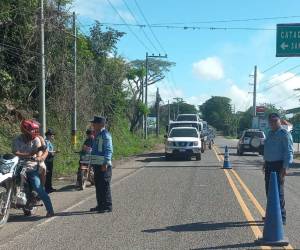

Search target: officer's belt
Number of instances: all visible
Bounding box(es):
[90,155,105,165]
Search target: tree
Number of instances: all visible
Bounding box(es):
[238,104,281,133]
[150,100,197,133]
[125,59,175,132]
[200,96,234,135]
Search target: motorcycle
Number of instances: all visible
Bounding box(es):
[76,152,94,190]
[0,154,41,228]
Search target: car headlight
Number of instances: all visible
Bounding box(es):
[193,141,199,146]
[0,162,14,174]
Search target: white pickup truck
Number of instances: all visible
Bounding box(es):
[165,127,202,161]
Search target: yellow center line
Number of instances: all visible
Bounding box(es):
[213,144,294,250]
[231,169,265,216]
[212,145,221,162]
[223,169,270,250]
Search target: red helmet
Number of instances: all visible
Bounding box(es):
[20,120,40,139]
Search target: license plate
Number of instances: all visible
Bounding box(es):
[179,149,186,152]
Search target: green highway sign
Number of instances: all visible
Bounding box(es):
[276,23,300,57]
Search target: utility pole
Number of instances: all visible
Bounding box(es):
[155,88,161,137]
[168,100,170,123]
[173,108,176,120]
[144,53,168,139]
[141,81,144,135]
[253,65,257,117]
[71,12,77,147]
[39,0,46,136]
[173,97,181,118]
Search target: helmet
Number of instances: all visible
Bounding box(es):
[20,120,40,139]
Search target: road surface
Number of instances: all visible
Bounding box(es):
[0,137,300,250]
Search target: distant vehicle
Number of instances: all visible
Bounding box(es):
[237,129,265,156]
[167,121,203,133]
[165,127,202,161]
[176,114,200,122]
[166,121,205,153]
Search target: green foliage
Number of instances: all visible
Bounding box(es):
[125,58,175,132]
[51,117,162,176]
[0,0,163,177]
[200,96,235,135]
[289,114,300,124]
[154,100,198,129]
[238,104,281,133]
[137,101,149,115]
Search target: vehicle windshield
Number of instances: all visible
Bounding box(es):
[170,129,198,137]
[244,131,264,138]
[170,123,199,131]
[177,115,197,121]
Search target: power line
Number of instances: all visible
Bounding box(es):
[260,72,300,93]
[94,22,276,31]
[274,93,300,105]
[105,0,150,51]
[261,58,288,74]
[121,0,159,53]
[259,63,300,85]
[133,0,167,54]
[151,15,300,26]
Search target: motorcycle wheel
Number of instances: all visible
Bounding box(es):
[88,169,95,186]
[79,169,88,190]
[0,185,12,228]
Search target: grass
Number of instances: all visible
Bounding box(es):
[0,118,163,177]
[53,130,162,176]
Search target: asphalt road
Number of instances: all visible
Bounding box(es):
[0,137,299,250]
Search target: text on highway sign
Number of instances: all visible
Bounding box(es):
[276,23,300,57]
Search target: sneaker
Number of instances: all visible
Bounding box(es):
[90,206,100,212]
[97,209,112,214]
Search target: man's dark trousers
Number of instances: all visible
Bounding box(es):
[45,160,54,192]
[94,165,112,211]
[265,161,286,223]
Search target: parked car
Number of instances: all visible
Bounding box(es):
[237,129,265,155]
[165,127,202,161]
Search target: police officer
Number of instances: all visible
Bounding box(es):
[45,128,57,193]
[89,116,113,213]
[264,113,293,225]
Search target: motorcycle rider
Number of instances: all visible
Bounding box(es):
[12,120,54,217]
[76,128,94,186]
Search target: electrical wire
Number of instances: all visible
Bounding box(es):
[121,0,159,53]
[133,0,167,54]
[93,22,276,31]
[151,15,300,26]
[259,63,300,85]
[260,72,300,93]
[274,93,300,105]
[105,0,150,51]
[261,58,288,74]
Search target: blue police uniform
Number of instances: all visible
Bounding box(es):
[264,126,293,223]
[91,128,113,211]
